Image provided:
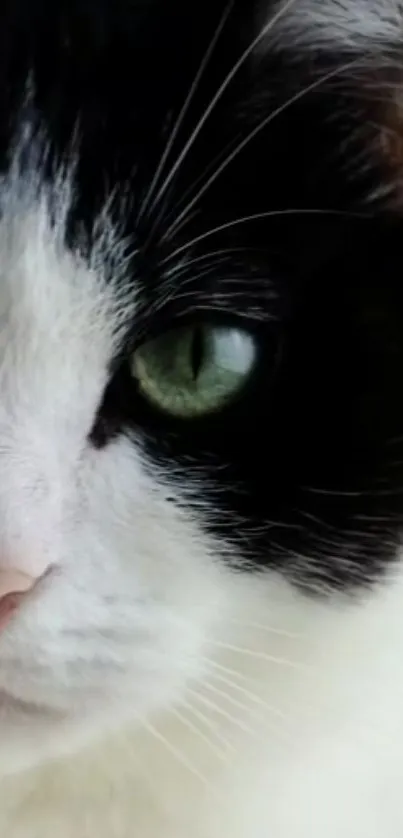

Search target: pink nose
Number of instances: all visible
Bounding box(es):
[0,570,39,631]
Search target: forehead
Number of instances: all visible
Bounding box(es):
[0,2,356,185]
[0,1,242,141]
[0,0,393,301]
[0,0,391,341]
[0,4,252,242]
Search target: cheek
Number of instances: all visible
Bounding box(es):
[29,436,232,671]
[0,435,233,730]
[77,437,225,603]
[0,430,235,734]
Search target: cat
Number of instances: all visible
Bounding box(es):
[0,0,403,835]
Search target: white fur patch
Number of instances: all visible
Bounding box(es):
[0,131,230,778]
[2,570,403,837]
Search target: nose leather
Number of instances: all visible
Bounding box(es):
[0,570,38,599]
[0,571,39,631]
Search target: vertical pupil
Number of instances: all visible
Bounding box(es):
[191,327,204,380]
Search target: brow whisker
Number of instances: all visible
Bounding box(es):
[162,57,365,243]
[161,247,254,280]
[162,208,361,265]
[147,0,299,218]
[139,1,235,221]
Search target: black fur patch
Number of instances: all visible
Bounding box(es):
[2,0,403,593]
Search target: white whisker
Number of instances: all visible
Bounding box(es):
[169,704,230,762]
[204,660,289,721]
[139,1,235,220]
[203,678,267,722]
[148,0,299,216]
[163,57,364,242]
[141,717,215,790]
[146,263,224,315]
[210,639,309,671]
[202,679,292,745]
[202,657,261,685]
[185,685,258,738]
[163,259,234,289]
[226,618,303,638]
[162,247,250,280]
[179,695,237,753]
[163,209,357,265]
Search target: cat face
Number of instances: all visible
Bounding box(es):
[0,0,402,773]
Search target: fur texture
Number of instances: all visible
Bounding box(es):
[0,1,403,836]
[264,0,403,52]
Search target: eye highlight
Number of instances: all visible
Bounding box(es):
[130,324,257,418]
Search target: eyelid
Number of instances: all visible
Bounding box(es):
[129,312,271,352]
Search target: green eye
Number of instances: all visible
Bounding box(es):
[131,324,257,418]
